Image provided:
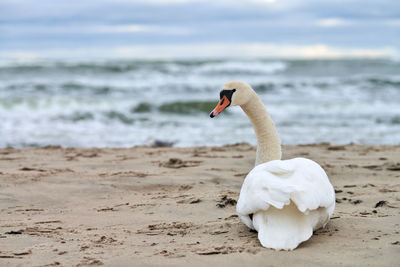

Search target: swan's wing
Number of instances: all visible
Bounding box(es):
[236,159,296,218]
[288,158,335,215]
[236,158,335,222]
[236,158,335,249]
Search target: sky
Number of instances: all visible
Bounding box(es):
[0,0,399,59]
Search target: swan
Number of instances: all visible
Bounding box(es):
[209,81,335,250]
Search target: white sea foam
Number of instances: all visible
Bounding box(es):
[194,61,287,75]
[0,58,399,148]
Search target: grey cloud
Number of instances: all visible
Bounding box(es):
[0,0,399,52]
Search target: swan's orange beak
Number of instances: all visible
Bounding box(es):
[210,95,230,118]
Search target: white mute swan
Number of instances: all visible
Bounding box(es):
[210,81,335,250]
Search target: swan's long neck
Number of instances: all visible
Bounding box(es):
[241,93,281,165]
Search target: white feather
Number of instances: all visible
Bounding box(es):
[236,158,335,250]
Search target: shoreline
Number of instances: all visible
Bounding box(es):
[1,144,399,266]
[1,141,399,149]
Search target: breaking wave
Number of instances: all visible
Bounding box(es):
[0,58,399,147]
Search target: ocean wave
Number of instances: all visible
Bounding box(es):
[0,59,289,79]
[0,81,136,97]
[57,111,95,122]
[366,77,400,88]
[131,102,152,113]
[376,115,400,125]
[107,100,224,115]
[1,58,400,147]
[193,61,287,75]
[0,59,141,73]
[104,111,135,124]
[158,100,218,114]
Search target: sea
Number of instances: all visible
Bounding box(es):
[0,58,399,148]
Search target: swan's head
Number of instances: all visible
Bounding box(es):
[210,81,254,118]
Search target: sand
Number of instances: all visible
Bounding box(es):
[0,143,399,266]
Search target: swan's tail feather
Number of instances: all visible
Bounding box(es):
[252,202,314,250]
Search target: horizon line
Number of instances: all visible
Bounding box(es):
[1,43,399,61]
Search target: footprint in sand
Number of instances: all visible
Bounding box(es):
[216,195,237,208]
[160,158,202,168]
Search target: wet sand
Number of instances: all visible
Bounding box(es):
[0,143,399,266]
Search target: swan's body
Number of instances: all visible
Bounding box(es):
[210,81,335,250]
[237,158,335,250]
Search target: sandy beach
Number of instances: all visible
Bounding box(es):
[0,143,399,266]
